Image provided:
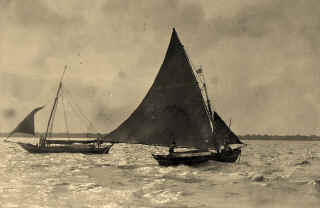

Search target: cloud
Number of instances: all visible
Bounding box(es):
[0,72,47,102]
[1,0,82,30]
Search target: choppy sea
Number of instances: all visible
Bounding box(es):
[1,138,320,208]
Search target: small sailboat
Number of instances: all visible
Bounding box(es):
[8,68,113,154]
[103,28,244,166]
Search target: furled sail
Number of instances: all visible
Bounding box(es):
[9,106,44,137]
[104,28,213,149]
[212,111,243,145]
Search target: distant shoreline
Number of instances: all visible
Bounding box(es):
[240,135,320,141]
[1,133,320,141]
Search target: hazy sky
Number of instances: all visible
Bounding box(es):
[1,0,320,135]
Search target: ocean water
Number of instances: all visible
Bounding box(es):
[0,138,320,208]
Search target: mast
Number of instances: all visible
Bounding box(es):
[196,67,243,146]
[44,67,67,140]
[180,37,213,123]
[196,67,213,118]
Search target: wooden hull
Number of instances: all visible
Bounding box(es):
[209,148,242,163]
[17,142,112,154]
[152,153,210,166]
[152,147,242,166]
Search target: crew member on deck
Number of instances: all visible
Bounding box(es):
[169,141,177,155]
[215,142,221,154]
[39,134,46,148]
[96,134,103,148]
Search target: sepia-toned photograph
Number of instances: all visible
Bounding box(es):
[1,0,320,207]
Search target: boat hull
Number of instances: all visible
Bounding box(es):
[17,142,112,154]
[209,148,242,163]
[152,154,210,166]
[152,147,242,166]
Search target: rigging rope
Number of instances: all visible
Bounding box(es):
[62,86,100,134]
[61,88,70,139]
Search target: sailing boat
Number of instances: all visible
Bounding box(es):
[103,28,244,166]
[8,68,113,154]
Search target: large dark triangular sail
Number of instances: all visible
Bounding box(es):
[104,28,213,149]
[8,106,45,137]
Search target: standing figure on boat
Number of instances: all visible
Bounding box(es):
[96,133,103,148]
[39,134,46,148]
[169,141,177,155]
[214,141,221,154]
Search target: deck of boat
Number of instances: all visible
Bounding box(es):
[17,142,112,154]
